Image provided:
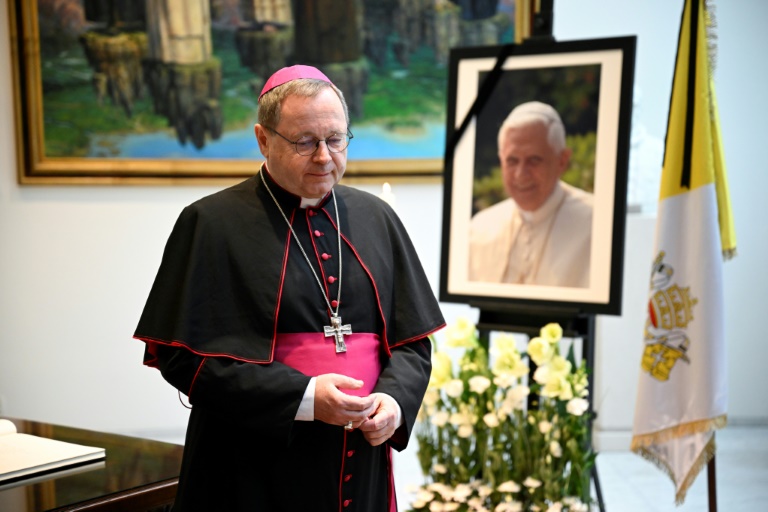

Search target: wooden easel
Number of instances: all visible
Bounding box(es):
[473,303,605,511]
[504,5,607,507]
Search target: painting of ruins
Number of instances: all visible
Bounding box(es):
[11,0,518,183]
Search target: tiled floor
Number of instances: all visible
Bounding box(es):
[592,426,768,512]
[393,425,768,511]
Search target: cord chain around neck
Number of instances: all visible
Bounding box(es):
[259,170,342,319]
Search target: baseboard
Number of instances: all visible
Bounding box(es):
[592,429,632,452]
[727,416,768,427]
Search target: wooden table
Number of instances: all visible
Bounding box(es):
[0,418,184,511]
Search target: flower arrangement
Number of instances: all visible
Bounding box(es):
[410,319,595,512]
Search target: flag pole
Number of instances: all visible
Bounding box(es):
[631,0,733,506]
[707,445,717,512]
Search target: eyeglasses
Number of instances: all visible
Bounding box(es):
[269,127,353,156]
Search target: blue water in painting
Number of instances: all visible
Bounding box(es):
[88,121,446,160]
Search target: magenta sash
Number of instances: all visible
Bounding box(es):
[273,332,382,395]
[274,331,396,511]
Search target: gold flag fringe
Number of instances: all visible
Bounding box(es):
[632,445,676,493]
[630,414,727,449]
[675,434,717,505]
[704,0,719,77]
[631,414,726,505]
[723,247,737,261]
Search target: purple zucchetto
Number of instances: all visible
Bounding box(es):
[258,65,333,102]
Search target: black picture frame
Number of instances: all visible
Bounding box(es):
[439,37,636,316]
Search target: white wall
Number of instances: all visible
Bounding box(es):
[0,0,766,455]
[553,0,768,449]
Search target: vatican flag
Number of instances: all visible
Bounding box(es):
[630,0,736,505]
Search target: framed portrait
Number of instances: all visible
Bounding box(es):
[439,37,636,316]
[8,0,525,185]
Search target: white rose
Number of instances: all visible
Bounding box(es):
[468,497,486,511]
[533,365,550,385]
[444,379,464,398]
[562,497,586,511]
[498,399,514,418]
[423,388,440,406]
[566,397,590,416]
[453,484,473,502]
[523,477,541,489]
[494,500,523,512]
[549,440,562,457]
[449,412,467,426]
[428,482,452,499]
[469,375,492,394]
[458,424,474,438]
[493,372,517,389]
[416,489,436,502]
[506,385,530,409]
[496,480,521,493]
[483,412,500,428]
[430,501,446,512]
[431,410,450,427]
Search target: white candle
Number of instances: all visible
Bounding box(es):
[379,182,397,208]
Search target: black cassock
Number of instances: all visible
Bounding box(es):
[134,169,445,512]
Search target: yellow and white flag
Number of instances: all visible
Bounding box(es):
[631,0,736,504]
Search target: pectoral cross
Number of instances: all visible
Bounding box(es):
[324,315,352,353]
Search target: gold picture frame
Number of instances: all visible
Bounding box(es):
[10,0,495,185]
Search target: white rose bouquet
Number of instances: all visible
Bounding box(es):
[411,320,595,512]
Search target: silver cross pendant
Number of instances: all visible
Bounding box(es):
[324,315,352,353]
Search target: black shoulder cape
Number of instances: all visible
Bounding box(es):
[134,172,445,364]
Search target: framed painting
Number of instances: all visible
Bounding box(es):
[439,37,636,315]
[8,0,524,185]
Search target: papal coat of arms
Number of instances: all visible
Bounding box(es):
[641,251,699,381]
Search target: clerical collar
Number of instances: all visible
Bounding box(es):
[258,166,350,353]
[300,196,322,208]
[259,164,332,209]
[518,182,565,225]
